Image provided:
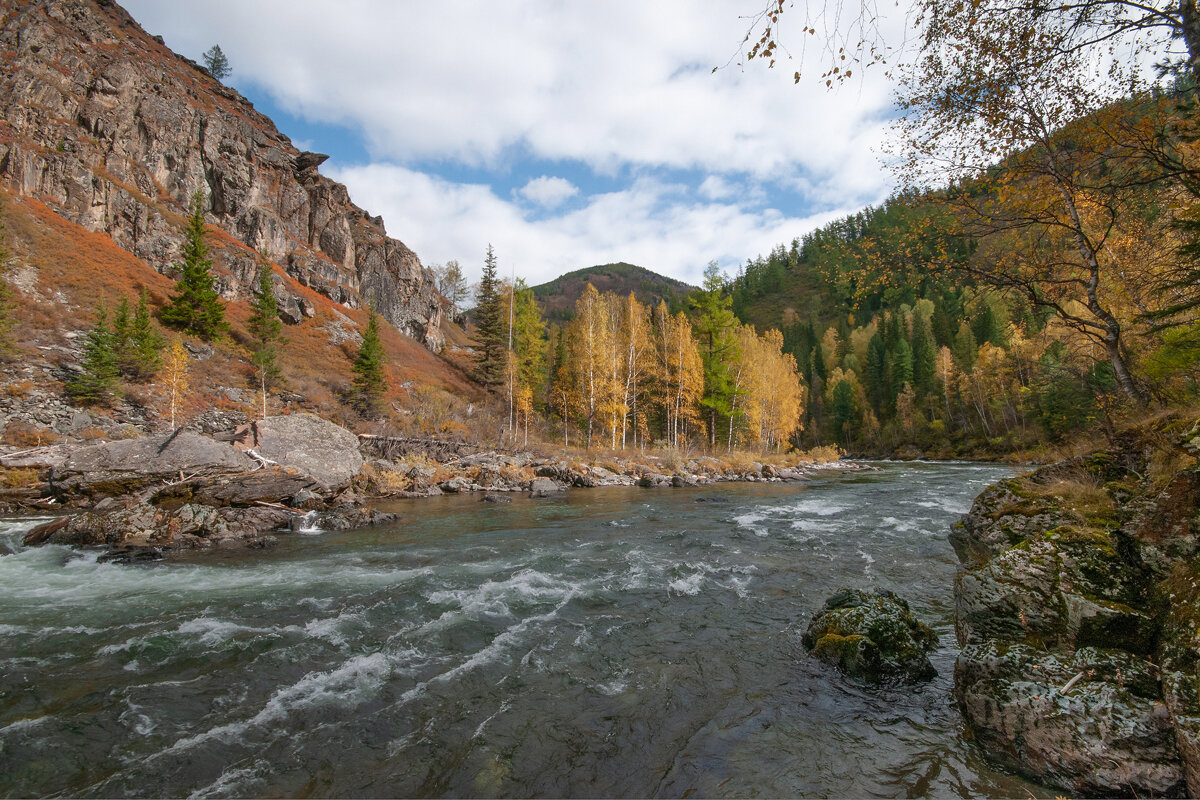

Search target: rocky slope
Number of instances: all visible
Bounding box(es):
[0,0,445,349]
[950,417,1200,797]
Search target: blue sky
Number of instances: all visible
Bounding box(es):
[120,1,902,288]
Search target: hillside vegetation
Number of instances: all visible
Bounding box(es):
[531,263,692,323]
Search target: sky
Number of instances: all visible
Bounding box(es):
[119,1,905,287]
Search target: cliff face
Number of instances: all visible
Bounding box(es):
[0,0,445,350]
[949,420,1200,798]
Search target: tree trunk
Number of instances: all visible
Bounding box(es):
[1180,0,1200,83]
[1049,154,1146,403]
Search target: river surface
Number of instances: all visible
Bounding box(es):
[0,461,1048,798]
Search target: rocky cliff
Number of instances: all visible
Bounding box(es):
[951,419,1200,797]
[0,0,445,349]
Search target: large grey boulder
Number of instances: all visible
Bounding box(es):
[955,642,1184,797]
[949,477,1074,567]
[50,432,253,498]
[253,414,362,491]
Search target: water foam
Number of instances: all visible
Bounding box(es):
[157,651,396,758]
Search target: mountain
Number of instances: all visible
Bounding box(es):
[530,262,694,322]
[0,0,447,350]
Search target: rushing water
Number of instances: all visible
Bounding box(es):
[0,461,1048,798]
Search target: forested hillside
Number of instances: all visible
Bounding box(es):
[728,99,1200,457]
[531,263,692,323]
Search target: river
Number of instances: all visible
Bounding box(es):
[0,461,1048,798]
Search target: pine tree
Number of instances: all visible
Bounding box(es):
[351,308,387,415]
[67,305,120,406]
[161,192,226,340]
[472,245,506,388]
[248,257,286,418]
[202,45,231,81]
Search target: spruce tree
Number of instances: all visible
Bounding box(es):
[930,298,955,348]
[67,305,120,406]
[130,289,165,379]
[953,322,978,372]
[972,302,1004,348]
[472,244,506,388]
[892,339,915,394]
[351,308,387,415]
[691,261,740,447]
[247,258,286,417]
[161,192,226,340]
[864,332,888,414]
[111,296,133,373]
[911,313,937,396]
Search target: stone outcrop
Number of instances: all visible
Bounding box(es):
[25,500,291,552]
[251,413,362,491]
[951,427,1200,798]
[0,0,445,349]
[49,430,253,497]
[802,587,938,683]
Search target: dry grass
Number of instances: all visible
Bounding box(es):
[792,444,844,464]
[2,380,36,399]
[2,423,58,448]
[1024,468,1116,522]
[0,467,40,488]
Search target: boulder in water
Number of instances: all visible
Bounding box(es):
[802,587,938,683]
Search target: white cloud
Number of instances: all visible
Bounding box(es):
[698,175,734,200]
[517,176,579,208]
[121,1,901,196]
[121,1,905,292]
[328,163,858,288]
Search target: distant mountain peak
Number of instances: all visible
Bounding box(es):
[531,262,694,321]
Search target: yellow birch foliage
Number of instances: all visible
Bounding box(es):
[566,284,618,449]
[735,326,805,451]
[163,336,190,430]
[651,301,702,448]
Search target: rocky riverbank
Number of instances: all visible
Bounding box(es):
[1,412,857,560]
[949,415,1200,797]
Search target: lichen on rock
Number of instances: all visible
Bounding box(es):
[802,587,939,683]
[951,419,1200,797]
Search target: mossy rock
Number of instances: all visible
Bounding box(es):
[803,588,938,683]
